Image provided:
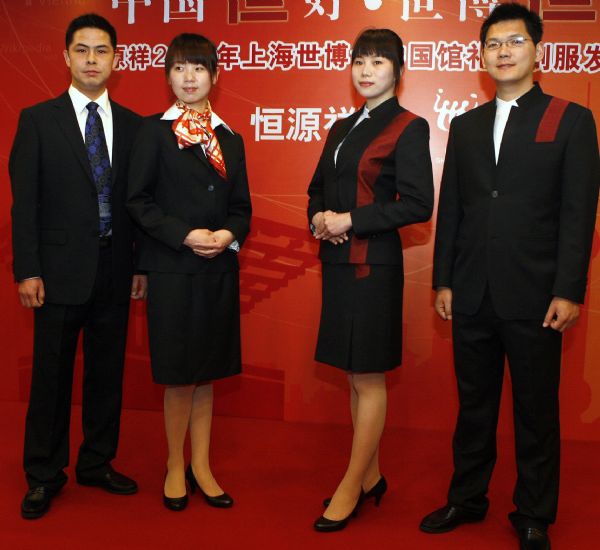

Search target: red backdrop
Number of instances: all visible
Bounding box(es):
[1,0,599,440]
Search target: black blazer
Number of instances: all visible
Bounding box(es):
[307,96,433,267]
[433,84,600,319]
[9,92,141,305]
[126,115,252,273]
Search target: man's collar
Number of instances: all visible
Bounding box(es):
[515,82,543,108]
[496,96,519,109]
[68,85,110,115]
[496,82,543,109]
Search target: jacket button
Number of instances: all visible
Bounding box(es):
[491,190,498,198]
[208,185,215,192]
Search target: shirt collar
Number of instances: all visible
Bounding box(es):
[495,82,542,110]
[354,105,370,125]
[514,81,543,109]
[495,96,518,111]
[161,102,234,134]
[69,85,111,116]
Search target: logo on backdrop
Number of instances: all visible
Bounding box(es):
[433,89,479,132]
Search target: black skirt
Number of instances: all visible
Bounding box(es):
[146,271,242,384]
[315,264,404,373]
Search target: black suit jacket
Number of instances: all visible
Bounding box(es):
[9,92,141,305]
[126,115,252,273]
[307,96,433,267]
[433,84,600,319]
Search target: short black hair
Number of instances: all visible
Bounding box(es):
[351,29,404,83]
[480,2,543,45]
[165,34,218,77]
[65,13,117,50]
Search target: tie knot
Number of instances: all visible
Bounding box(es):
[87,102,99,113]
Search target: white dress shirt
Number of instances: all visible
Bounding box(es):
[68,85,113,163]
[493,96,518,164]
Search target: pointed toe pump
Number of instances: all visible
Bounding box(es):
[185,465,233,508]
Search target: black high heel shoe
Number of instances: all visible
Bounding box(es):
[185,465,233,508]
[314,495,363,532]
[163,472,188,512]
[363,475,387,506]
[323,489,364,508]
[323,475,387,508]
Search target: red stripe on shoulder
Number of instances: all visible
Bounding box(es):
[535,97,569,143]
[349,110,418,270]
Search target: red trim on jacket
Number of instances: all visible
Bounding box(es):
[349,111,417,278]
[536,97,569,143]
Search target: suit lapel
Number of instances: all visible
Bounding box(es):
[52,92,95,187]
[110,100,122,187]
[329,110,365,174]
[158,119,212,173]
[479,100,497,170]
[217,127,237,180]
[188,126,236,181]
[188,142,212,170]
[497,105,520,169]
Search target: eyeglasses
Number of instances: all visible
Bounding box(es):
[484,36,531,50]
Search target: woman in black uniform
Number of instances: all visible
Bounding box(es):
[127,34,251,511]
[308,29,433,531]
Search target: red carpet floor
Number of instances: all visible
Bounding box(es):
[1,401,599,549]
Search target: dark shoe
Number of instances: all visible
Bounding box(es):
[21,486,56,519]
[185,465,233,508]
[518,527,550,550]
[163,493,188,511]
[420,504,486,534]
[323,492,364,508]
[363,475,387,506]
[163,472,188,512]
[323,475,387,508]
[77,466,138,495]
[314,497,363,532]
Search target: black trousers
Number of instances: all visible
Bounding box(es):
[23,246,130,490]
[448,291,562,530]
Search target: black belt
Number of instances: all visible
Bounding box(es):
[99,236,112,248]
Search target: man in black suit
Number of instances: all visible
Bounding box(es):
[420,4,599,549]
[9,13,146,519]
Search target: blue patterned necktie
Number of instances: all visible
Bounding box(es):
[84,102,112,237]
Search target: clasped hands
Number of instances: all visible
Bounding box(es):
[312,210,352,245]
[184,228,234,258]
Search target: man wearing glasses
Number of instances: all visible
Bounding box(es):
[420,3,599,549]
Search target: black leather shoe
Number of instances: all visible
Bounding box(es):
[518,527,550,550]
[163,493,188,511]
[163,472,188,511]
[185,465,233,508]
[420,504,486,533]
[21,486,56,519]
[77,466,138,495]
[314,497,363,532]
